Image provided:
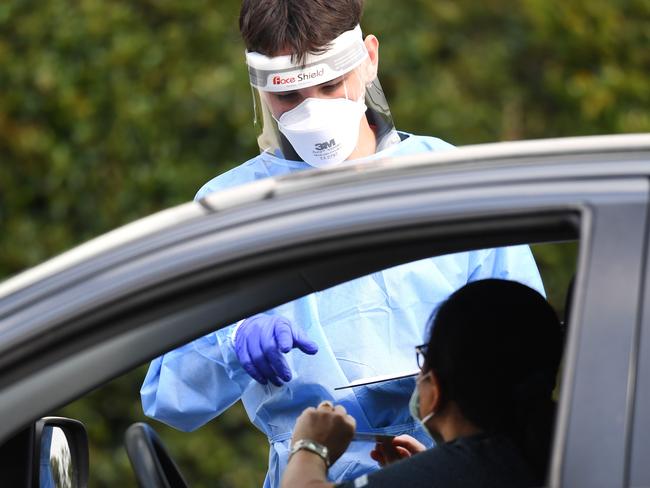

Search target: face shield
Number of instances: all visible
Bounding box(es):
[245,25,398,167]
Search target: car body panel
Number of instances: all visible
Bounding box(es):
[0,134,649,487]
[628,215,650,487]
[550,187,648,487]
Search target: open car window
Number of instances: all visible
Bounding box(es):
[46,235,579,487]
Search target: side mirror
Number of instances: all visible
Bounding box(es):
[34,417,89,488]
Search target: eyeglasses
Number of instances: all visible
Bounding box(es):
[415,343,429,371]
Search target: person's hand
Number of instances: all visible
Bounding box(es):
[292,401,356,465]
[370,434,427,466]
[235,314,319,386]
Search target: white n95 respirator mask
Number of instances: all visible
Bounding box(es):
[276,96,367,168]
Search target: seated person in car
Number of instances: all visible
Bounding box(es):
[282,279,563,488]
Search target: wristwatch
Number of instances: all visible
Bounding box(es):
[289,439,330,467]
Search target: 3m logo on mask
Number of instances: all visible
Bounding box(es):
[315,139,336,152]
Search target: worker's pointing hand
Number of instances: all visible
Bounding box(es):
[235,314,319,386]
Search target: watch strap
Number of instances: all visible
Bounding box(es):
[289,439,330,467]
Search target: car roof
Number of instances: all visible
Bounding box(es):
[1,133,649,302]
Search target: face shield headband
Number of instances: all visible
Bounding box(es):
[244,25,398,166]
[246,25,369,93]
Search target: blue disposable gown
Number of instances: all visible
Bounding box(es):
[141,133,544,488]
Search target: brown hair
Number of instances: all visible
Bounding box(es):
[240,0,364,64]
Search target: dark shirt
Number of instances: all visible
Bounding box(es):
[335,434,538,488]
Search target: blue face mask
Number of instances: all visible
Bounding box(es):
[409,374,436,439]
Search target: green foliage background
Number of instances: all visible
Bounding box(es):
[0,0,647,486]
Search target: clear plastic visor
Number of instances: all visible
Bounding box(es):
[246,26,397,161]
[258,65,367,120]
[250,61,397,161]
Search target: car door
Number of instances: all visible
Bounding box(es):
[0,135,648,487]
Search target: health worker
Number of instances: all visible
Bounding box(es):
[140,1,545,487]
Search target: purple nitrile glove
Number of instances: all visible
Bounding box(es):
[234,314,319,386]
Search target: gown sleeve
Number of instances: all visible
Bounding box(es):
[141,160,269,430]
[140,324,252,431]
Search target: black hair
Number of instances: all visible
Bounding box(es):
[425,279,563,483]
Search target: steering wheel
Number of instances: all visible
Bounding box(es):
[125,422,189,488]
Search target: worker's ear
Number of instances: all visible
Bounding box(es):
[363,35,379,81]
